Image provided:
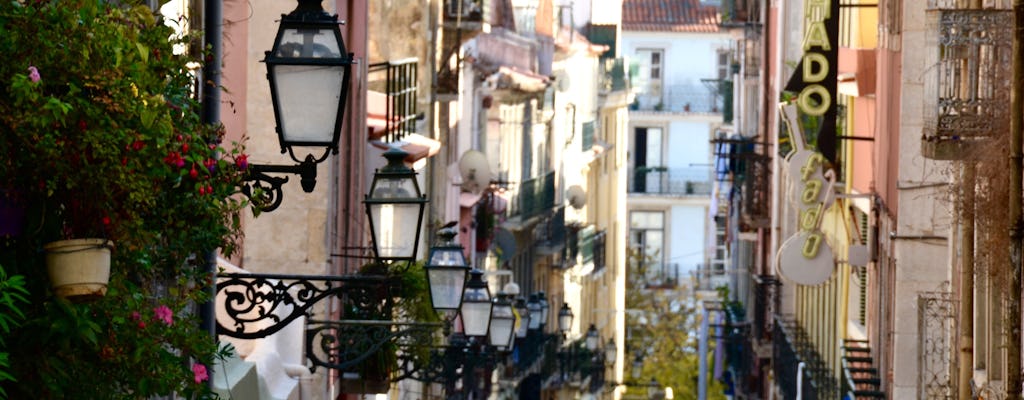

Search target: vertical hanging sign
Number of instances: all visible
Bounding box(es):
[784,0,840,165]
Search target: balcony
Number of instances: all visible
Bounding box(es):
[628,166,712,196]
[599,57,631,94]
[534,207,566,257]
[578,226,606,273]
[691,267,731,293]
[751,275,779,341]
[921,9,1012,160]
[773,316,839,399]
[443,0,489,28]
[631,83,722,113]
[719,0,760,27]
[514,171,556,220]
[643,263,679,289]
[367,59,419,143]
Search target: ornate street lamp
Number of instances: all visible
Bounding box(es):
[585,323,599,351]
[604,338,617,365]
[527,294,543,330]
[425,228,470,315]
[242,0,355,212]
[557,302,574,334]
[632,354,643,380]
[265,0,352,158]
[365,148,428,263]
[538,291,550,328]
[515,297,530,338]
[488,293,516,349]
[460,269,492,337]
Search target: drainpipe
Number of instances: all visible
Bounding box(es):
[960,163,975,400]
[1009,1,1024,398]
[796,361,805,400]
[199,0,222,342]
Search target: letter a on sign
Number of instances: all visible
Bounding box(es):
[785,0,839,166]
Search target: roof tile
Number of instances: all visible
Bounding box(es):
[622,0,720,33]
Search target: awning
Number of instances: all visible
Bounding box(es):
[366,90,394,140]
[484,66,550,93]
[369,133,441,164]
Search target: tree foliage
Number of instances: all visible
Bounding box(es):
[623,249,727,399]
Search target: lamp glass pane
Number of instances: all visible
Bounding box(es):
[528,306,542,330]
[427,268,466,311]
[276,28,341,59]
[461,301,492,337]
[605,342,617,364]
[368,202,420,259]
[558,313,573,333]
[429,248,466,266]
[586,334,599,351]
[488,304,515,347]
[270,63,343,144]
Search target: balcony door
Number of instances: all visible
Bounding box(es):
[633,127,662,192]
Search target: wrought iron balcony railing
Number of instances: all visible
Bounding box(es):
[921,9,1012,160]
[628,166,712,196]
[367,58,419,143]
[514,170,556,220]
[773,316,839,400]
[639,262,679,289]
[751,275,779,341]
[444,0,489,25]
[600,57,630,93]
[719,0,761,26]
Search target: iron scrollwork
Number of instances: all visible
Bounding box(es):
[306,319,443,373]
[215,272,393,340]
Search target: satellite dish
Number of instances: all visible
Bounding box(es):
[553,70,571,92]
[567,185,587,209]
[459,150,493,194]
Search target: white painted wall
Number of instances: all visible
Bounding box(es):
[669,205,708,275]
[666,120,714,170]
[621,31,731,87]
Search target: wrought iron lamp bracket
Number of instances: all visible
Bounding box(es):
[240,154,320,212]
[306,319,444,373]
[216,272,396,339]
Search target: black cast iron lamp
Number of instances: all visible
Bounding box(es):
[460,269,492,337]
[365,148,427,263]
[527,294,542,330]
[538,291,550,327]
[425,227,470,315]
[585,323,599,351]
[604,338,617,365]
[265,0,353,160]
[515,297,530,338]
[488,293,516,349]
[632,354,643,379]
[557,302,573,334]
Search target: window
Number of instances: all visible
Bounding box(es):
[630,211,665,277]
[635,48,664,99]
[717,50,731,80]
[631,127,663,193]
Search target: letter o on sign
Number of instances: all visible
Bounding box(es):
[798,84,831,116]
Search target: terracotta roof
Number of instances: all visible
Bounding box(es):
[622,0,720,33]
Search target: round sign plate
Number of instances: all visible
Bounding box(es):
[776,230,835,286]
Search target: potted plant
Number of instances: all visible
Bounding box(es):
[0,1,248,398]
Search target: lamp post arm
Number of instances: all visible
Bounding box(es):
[241,154,319,212]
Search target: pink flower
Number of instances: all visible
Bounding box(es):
[130,311,141,321]
[153,305,173,326]
[27,66,40,83]
[192,363,209,384]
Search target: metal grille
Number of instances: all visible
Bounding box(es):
[917,291,958,399]
[921,9,1012,158]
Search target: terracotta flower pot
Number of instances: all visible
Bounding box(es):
[44,238,113,302]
